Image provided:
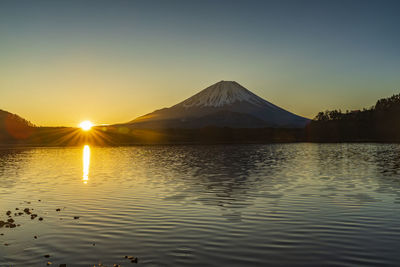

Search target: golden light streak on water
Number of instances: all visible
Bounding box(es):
[83,145,90,184]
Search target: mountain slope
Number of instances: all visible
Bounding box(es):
[0,109,35,140]
[126,81,309,128]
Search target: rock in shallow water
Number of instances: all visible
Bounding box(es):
[0,220,17,228]
[125,256,138,263]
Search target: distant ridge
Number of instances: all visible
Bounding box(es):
[125,81,310,128]
[0,109,34,128]
[0,109,34,140]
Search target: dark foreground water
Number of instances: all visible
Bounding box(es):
[1,144,400,266]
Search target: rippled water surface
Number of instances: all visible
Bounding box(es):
[1,144,400,266]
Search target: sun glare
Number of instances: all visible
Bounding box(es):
[80,120,93,131]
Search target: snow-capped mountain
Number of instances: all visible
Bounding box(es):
[125,81,310,128]
[179,81,268,108]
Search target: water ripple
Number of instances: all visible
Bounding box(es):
[1,144,400,266]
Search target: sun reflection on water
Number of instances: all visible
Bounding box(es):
[83,145,90,184]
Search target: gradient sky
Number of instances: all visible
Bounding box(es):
[1,0,399,126]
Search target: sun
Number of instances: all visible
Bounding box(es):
[79,120,93,131]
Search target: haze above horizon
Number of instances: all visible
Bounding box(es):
[1,0,399,126]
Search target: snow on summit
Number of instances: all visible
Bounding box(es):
[127,80,310,128]
[178,81,271,108]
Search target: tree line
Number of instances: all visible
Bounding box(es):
[307,93,400,142]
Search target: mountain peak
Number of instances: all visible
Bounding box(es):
[177,81,267,108]
[209,80,242,90]
[128,80,310,128]
[216,80,237,85]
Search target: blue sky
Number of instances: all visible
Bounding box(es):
[1,0,399,126]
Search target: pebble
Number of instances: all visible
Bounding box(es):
[74,216,80,219]
[44,254,50,258]
[0,220,17,228]
[56,209,61,212]
[47,261,52,265]
[38,217,43,221]
[23,208,31,215]
[125,256,138,263]
[59,265,66,267]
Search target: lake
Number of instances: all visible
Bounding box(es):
[1,144,400,266]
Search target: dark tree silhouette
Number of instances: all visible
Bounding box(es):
[307,93,400,142]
